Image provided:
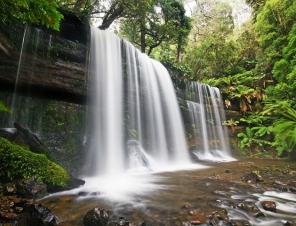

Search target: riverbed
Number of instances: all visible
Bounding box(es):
[39,159,296,225]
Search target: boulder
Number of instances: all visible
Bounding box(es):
[260,201,276,212]
[16,177,47,199]
[83,207,109,226]
[18,204,59,226]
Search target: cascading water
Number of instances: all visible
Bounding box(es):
[186,82,235,161]
[86,28,191,178]
[7,26,49,132]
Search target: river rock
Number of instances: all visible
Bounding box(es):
[260,201,276,212]
[211,209,228,220]
[187,212,206,225]
[241,172,263,183]
[17,203,59,226]
[3,183,17,196]
[228,219,251,225]
[16,177,47,199]
[236,202,265,218]
[107,217,145,226]
[83,206,108,226]
[284,220,296,226]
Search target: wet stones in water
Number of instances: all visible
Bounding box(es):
[83,207,145,226]
[210,209,229,221]
[107,217,146,226]
[184,208,229,225]
[77,191,100,196]
[260,201,277,212]
[287,181,296,193]
[284,220,296,226]
[83,206,108,226]
[78,191,89,196]
[181,205,190,209]
[241,172,263,183]
[228,219,251,226]
[187,211,206,225]
[273,180,288,192]
[236,202,265,218]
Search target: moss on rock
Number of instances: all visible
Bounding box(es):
[0,137,70,186]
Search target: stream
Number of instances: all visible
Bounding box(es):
[39,159,296,225]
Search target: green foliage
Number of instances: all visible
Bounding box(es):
[262,101,296,155]
[119,0,190,56]
[161,59,191,81]
[237,127,273,155]
[185,38,239,80]
[240,113,270,126]
[223,118,239,133]
[0,0,66,30]
[0,101,11,113]
[0,137,70,186]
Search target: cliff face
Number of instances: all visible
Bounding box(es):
[0,13,89,104]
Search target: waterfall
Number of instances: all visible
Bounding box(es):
[8,26,48,132]
[186,82,235,161]
[9,24,28,126]
[86,28,191,177]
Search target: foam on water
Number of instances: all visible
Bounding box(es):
[43,163,209,203]
[193,150,236,162]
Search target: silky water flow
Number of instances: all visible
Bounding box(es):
[38,28,296,226]
[49,28,232,201]
[186,82,235,162]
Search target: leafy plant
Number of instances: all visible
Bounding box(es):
[223,118,239,133]
[0,101,11,113]
[237,127,272,155]
[263,101,296,155]
[0,137,70,186]
[230,85,255,115]
[240,112,270,126]
[0,0,65,30]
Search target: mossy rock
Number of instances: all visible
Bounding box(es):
[0,137,70,186]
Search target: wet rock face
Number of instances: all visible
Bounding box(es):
[0,12,89,104]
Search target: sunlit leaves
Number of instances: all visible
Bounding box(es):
[0,0,67,30]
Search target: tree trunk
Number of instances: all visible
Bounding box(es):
[176,34,182,62]
[140,20,146,53]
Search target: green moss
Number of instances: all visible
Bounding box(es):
[0,137,70,186]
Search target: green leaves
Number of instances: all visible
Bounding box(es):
[0,137,70,186]
[0,101,11,113]
[262,101,296,155]
[0,0,66,30]
[119,0,190,56]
